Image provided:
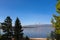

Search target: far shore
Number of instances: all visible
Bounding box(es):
[30,38,47,40]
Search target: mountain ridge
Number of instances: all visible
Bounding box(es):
[23,24,52,28]
[0,24,52,29]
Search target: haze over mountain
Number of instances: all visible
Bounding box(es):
[0,24,52,29]
[23,24,52,28]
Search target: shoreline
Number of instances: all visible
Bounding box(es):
[30,38,47,40]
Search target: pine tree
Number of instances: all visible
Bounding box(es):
[51,0,60,40]
[14,17,23,40]
[5,16,12,32]
[1,16,12,40]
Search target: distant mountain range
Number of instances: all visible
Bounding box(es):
[0,24,52,29]
[23,24,52,28]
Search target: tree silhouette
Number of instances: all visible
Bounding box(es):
[14,17,23,40]
[1,16,13,40]
[1,16,30,40]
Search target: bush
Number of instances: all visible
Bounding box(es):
[25,36,30,40]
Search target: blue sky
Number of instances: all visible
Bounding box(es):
[0,0,57,25]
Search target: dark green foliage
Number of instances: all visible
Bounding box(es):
[25,36,30,40]
[4,16,12,32]
[1,16,30,40]
[0,34,2,40]
[50,31,55,40]
[14,18,30,40]
[1,16,12,40]
[2,16,12,32]
[1,33,12,40]
[55,34,60,40]
[14,17,23,40]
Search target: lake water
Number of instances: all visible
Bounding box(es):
[23,26,54,38]
[0,26,54,38]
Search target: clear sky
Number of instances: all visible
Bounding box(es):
[0,0,57,25]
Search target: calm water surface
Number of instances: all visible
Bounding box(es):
[0,26,54,38]
[23,26,54,38]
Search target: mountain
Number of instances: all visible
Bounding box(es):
[0,24,52,29]
[23,24,52,28]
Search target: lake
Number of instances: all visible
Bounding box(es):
[0,26,54,38]
[23,26,54,38]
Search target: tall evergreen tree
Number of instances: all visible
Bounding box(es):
[51,0,60,40]
[2,16,12,32]
[14,17,23,40]
[1,16,12,40]
[4,16,12,32]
